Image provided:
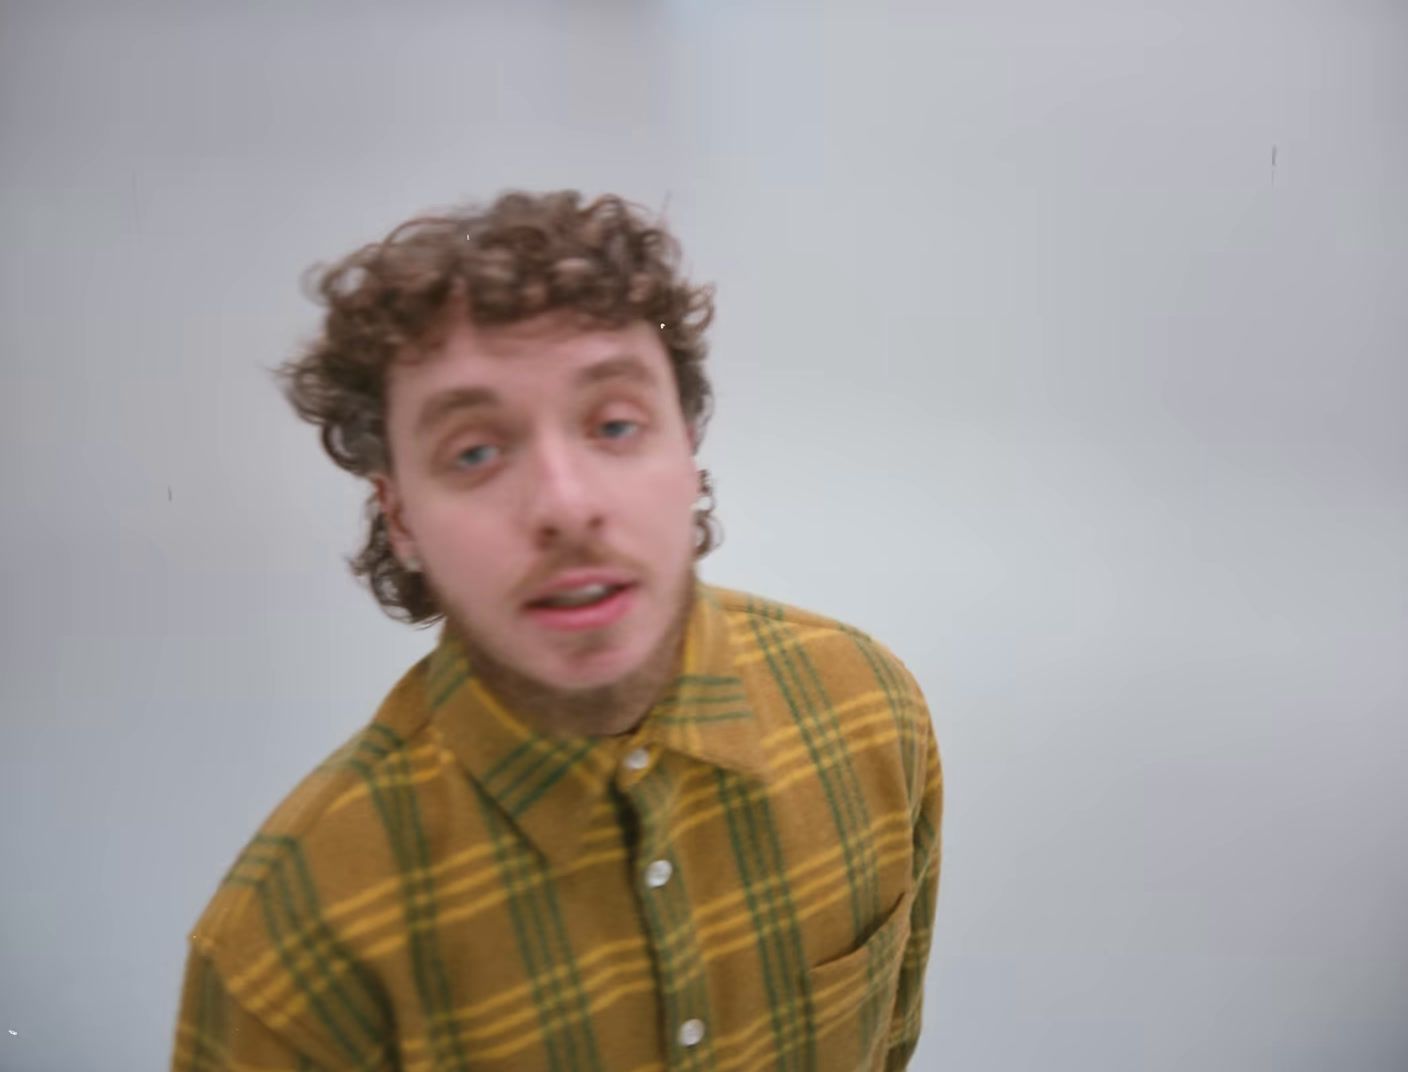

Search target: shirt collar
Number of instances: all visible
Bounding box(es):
[424,580,770,864]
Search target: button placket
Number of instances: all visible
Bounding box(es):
[618,747,709,1063]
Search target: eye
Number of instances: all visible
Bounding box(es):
[599,418,641,441]
[452,443,500,470]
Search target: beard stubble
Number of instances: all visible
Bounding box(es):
[430,563,698,738]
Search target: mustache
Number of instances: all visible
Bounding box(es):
[519,547,641,595]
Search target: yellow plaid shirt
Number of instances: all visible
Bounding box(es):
[172,582,942,1071]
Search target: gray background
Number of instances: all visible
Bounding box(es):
[2,1,1405,1069]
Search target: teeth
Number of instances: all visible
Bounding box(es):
[538,584,615,608]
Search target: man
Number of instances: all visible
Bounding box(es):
[171,190,942,1071]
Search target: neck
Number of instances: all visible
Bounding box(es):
[475,637,683,738]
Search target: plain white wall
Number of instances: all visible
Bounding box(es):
[2,1,1405,1069]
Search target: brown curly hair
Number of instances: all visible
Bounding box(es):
[272,189,722,628]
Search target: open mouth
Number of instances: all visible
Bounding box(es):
[524,583,638,631]
[527,582,630,610]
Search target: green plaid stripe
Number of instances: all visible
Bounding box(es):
[321,728,470,1070]
[747,596,895,1059]
[668,673,744,689]
[651,710,751,726]
[745,596,880,931]
[854,898,908,1050]
[473,783,604,1072]
[184,953,226,1072]
[714,768,813,1071]
[912,723,941,882]
[844,629,923,807]
[895,730,941,1052]
[429,647,600,820]
[427,659,469,712]
[486,738,599,818]
[226,835,391,1069]
[181,948,330,1072]
[651,676,750,726]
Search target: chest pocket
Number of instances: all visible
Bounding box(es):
[804,888,914,1071]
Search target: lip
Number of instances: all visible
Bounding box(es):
[524,569,637,606]
[523,582,638,632]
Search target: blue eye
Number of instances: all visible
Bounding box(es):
[455,444,499,469]
[601,419,640,440]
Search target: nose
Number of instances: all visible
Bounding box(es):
[523,432,606,548]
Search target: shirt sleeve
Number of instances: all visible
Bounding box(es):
[884,703,943,1070]
[170,943,324,1072]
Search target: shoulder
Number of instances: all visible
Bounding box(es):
[189,653,438,956]
[710,583,938,823]
[708,583,932,728]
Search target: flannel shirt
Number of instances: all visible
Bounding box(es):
[172,581,942,1071]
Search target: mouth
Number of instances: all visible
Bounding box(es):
[523,582,639,632]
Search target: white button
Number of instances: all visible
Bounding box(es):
[645,859,673,888]
[623,747,650,771]
[678,1018,706,1047]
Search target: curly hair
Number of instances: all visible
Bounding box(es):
[272,189,722,627]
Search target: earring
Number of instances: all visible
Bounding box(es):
[403,554,422,573]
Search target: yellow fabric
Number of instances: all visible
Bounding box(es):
[172,582,942,1071]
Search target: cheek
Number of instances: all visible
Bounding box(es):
[652,468,702,552]
[641,462,697,518]
[415,502,505,573]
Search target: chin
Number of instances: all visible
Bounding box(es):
[540,644,651,692]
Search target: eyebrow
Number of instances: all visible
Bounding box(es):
[414,353,660,437]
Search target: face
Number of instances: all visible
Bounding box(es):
[374,309,701,705]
